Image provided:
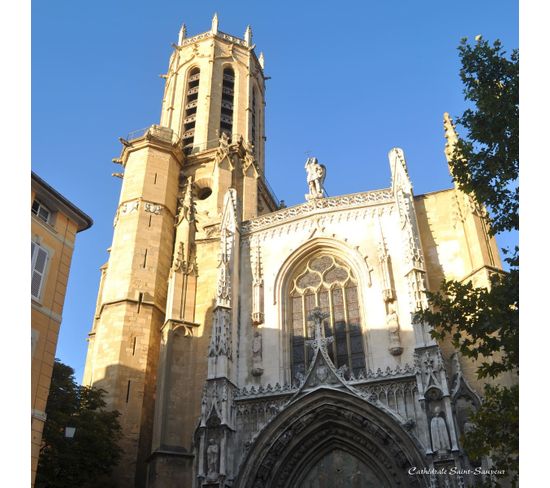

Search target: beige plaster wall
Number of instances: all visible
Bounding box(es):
[31,195,80,486]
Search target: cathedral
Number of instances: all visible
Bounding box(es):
[83,15,506,488]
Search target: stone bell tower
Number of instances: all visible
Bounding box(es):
[83,15,278,488]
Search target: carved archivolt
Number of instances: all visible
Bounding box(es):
[272,237,372,308]
[235,389,429,488]
[241,206,391,244]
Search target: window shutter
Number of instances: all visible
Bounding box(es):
[31,245,48,299]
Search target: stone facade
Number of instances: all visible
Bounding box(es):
[83,16,508,488]
[31,172,92,486]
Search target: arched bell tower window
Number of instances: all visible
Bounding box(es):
[288,254,366,380]
[183,67,200,155]
[220,67,235,139]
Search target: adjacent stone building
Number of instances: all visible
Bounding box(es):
[31,172,92,485]
[83,16,508,488]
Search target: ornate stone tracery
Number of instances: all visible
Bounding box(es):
[287,254,367,379]
[208,307,233,360]
[241,189,393,234]
[215,189,238,308]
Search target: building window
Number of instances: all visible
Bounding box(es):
[32,199,51,223]
[31,241,49,299]
[220,67,235,139]
[288,254,366,380]
[183,67,200,155]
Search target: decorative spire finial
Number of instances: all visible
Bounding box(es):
[178,24,187,45]
[211,13,219,34]
[258,52,265,69]
[244,25,253,46]
[443,112,472,195]
[443,112,459,164]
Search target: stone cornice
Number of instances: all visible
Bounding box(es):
[459,264,507,284]
[175,30,265,82]
[112,197,175,227]
[179,30,248,49]
[31,301,62,324]
[235,364,416,401]
[32,172,93,232]
[120,125,183,167]
[241,189,394,235]
[32,216,75,249]
[97,297,166,317]
[31,409,47,422]
[147,449,195,461]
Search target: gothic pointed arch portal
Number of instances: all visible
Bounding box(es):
[234,388,429,488]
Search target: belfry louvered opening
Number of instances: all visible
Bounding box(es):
[220,67,235,139]
[251,89,257,154]
[183,67,200,155]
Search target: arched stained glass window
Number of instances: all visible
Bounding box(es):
[289,254,366,380]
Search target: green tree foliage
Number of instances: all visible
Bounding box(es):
[422,254,518,380]
[463,384,519,485]
[450,37,518,236]
[418,255,518,484]
[35,360,122,488]
[416,37,518,487]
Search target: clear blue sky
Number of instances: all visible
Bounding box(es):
[32,0,518,383]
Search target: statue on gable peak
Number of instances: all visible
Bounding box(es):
[305,157,326,201]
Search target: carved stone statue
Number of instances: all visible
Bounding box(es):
[294,364,305,387]
[176,178,194,225]
[336,364,349,379]
[305,157,326,200]
[200,394,208,424]
[386,302,403,356]
[463,419,475,435]
[252,330,262,356]
[206,438,219,480]
[220,131,230,149]
[251,330,263,376]
[430,406,451,456]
